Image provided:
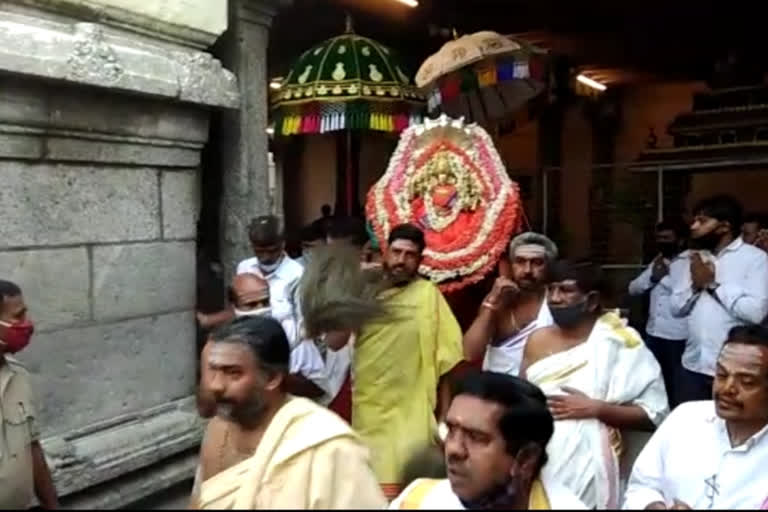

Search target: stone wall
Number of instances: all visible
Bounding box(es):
[0,0,239,507]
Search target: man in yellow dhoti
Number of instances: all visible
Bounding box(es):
[324,224,465,500]
[190,316,386,510]
[521,261,669,509]
[391,372,586,509]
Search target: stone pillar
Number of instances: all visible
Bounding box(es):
[0,1,238,507]
[218,0,281,283]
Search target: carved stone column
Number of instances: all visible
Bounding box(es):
[0,0,238,507]
[217,0,281,283]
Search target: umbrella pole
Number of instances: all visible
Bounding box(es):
[346,130,354,216]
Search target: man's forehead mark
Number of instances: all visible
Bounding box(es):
[208,342,250,363]
[720,344,768,372]
[513,245,547,258]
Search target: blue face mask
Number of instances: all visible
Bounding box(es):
[258,255,283,275]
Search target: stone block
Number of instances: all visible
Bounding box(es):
[0,131,43,159]
[92,242,196,321]
[19,311,196,435]
[0,248,90,331]
[48,83,211,143]
[90,0,228,36]
[0,77,47,125]
[162,171,201,239]
[0,11,239,108]
[0,163,160,248]
[45,136,202,167]
[40,397,202,499]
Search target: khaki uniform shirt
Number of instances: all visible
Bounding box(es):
[0,357,39,509]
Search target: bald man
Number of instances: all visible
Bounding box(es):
[197,273,328,417]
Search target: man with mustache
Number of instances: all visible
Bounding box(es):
[390,371,585,509]
[0,280,58,509]
[629,220,690,405]
[623,325,768,509]
[321,223,465,500]
[464,232,558,376]
[520,261,668,509]
[190,316,386,510]
[670,195,768,406]
[196,273,327,418]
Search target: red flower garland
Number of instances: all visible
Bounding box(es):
[366,117,523,294]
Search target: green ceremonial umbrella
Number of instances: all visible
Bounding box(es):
[271,18,425,216]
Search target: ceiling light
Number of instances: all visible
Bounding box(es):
[269,78,283,90]
[577,74,606,91]
[394,0,418,7]
[266,126,275,136]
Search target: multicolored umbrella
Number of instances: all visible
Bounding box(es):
[366,115,523,293]
[272,23,425,136]
[415,31,549,127]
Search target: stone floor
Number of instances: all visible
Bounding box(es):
[123,480,193,510]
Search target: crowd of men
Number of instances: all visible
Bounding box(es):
[1,193,768,510]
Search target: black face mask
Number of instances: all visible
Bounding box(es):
[691,231,722,252]
[459,479,521,510]
[550,297,591,328]
[657,242,679,258]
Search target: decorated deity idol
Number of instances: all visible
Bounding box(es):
[366,114,523,293]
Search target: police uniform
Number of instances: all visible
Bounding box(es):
[0,357,39,509]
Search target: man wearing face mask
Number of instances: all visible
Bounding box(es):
[390,371,586,509]
[296,222,326,267]
[629,221,690,405]
[198,216,305,342]
[670,195,768,406]
[190,316,386,509]
[0,280,59,509]
[520,261,668,509]
[197,273,327,417]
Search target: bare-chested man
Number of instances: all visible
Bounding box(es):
[190,316,385,509]
[520,260,668,509]
[463,232,558,376]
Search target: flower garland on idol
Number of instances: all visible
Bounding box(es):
[366,114,523,293]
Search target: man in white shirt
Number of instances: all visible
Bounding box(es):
[670,195,768,406]
[390,371,586,510]
[629,221,690,405]
[623,324,768,510]
[463,233,558,376]
[197,216,328,400]
[235,216,305,343]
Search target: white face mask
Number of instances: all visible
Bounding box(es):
[258,255,283,275]
[234,306,272,318]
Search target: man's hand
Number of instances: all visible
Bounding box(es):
[196,312,214,329]
[756,229,768,252]
[690,252,715,290]
[485,276,519,308]
[547,387,601,420]
[651,255,669,283]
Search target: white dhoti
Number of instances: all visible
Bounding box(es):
[526,312,669,509]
